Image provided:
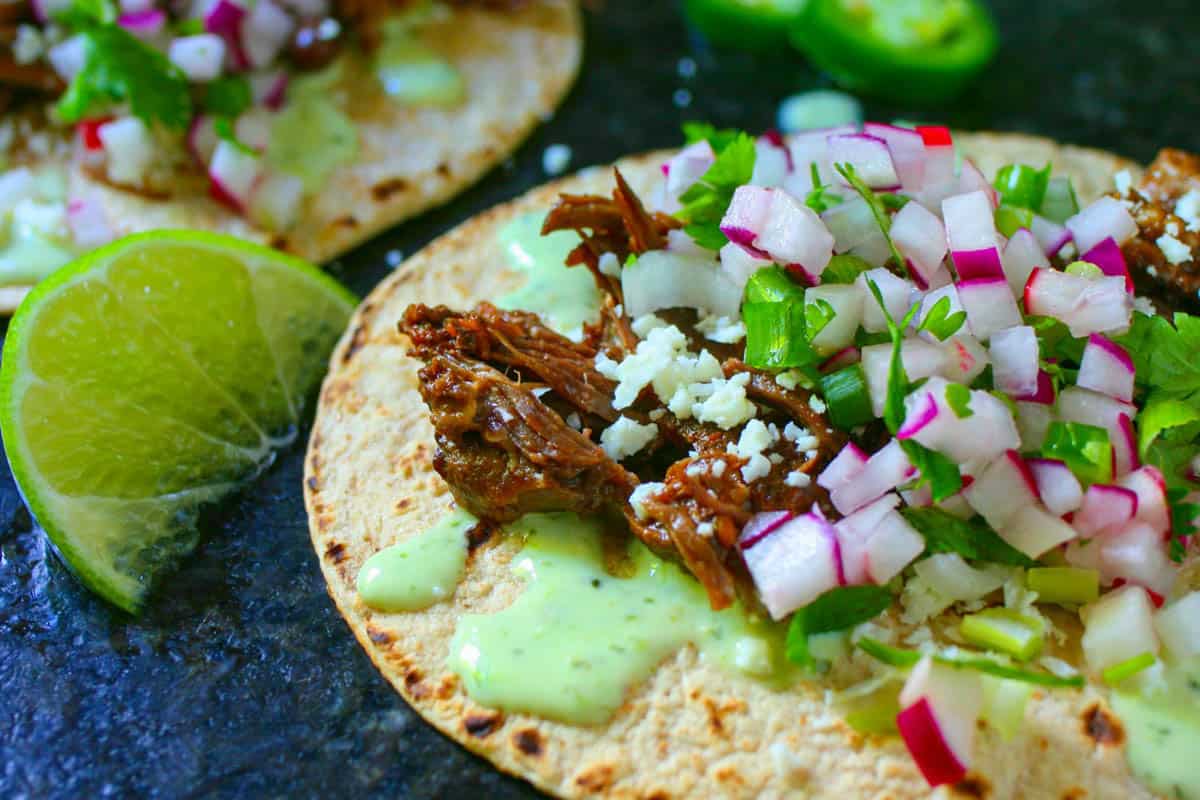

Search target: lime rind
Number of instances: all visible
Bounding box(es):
[0,230,356,612]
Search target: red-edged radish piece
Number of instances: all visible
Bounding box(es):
[758,190,836,276]
[1080,585,1160,673]
[916,125,954,181]
[784,127,843,195]
[830,440,915,515]
[1023,267,1087,318]
[663,140,715,212]
[208,139,262,212]
[1016,370,1054,404]
[897,387,945,440]
[76,116,113,152]
[740,512,842,619]
[1118,467,1170,534]
[118,8,166,38]
[666,229,709,258]
[187,114,219,166]
[989,325,1039,397]
[1154,592,1200,659]
[1000,504,1079,558]
[828,132,900,189]
[1030,214,1072,257]
[1064,276,1134,338]
[863,509,925,583]
[1073,484,1138,538]
[818,442,869,491]
[1002,228,1047,296]
[944,190,1002,280]
[957,158,997,207]
[1081,237,1133,293]
[47,35,86,81]
[964,450,1040,530]
[66,198,115,250]
[912,553,1007,601]
[911,383,1018,465]
[1027,458,1083,516]
[751,136,790,188]
[250,68,290,109]
[1066,196,1138,256]
[249,172,304,231]
[897,656,981,788]
[863,122,925,191]
[622,250,742,319]
[98,117,155,186]
[806,284,865,353]
[823,196,879,254]
[891,200,947,287]
[1015,401,1055,450]
[169,33,227,82]
[1058,386,1138,475]
[819,346,860,373]
[204,0,249,70]
[739,510,796,550]
[718,242,772,295]
[835,493,900,585]
[1077,334,1135,403]
[958,277,1021,341]
[861,339,946,417]
[241,0,294,69]
[1099,522,1177,598]
[857,268,914,332]
[120,0,153,12]
[939,334,989,384]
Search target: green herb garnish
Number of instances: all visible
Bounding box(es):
[900,507,1038,567]
[675,132,757,250]
[786,586,895,667]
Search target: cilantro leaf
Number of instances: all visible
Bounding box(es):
[56,24,192,129]
[821,253,872,285]
[201,75,252,118]
[1042,421,1113,486]
[682,122,741,152]
[945,383,974,418]
[785,585,894,667]
[804,297,836,340]
[1168,488,1200,562]
[900,507,1038,567]
[804,162,843,214]
[864,277,919,434]
[213,117,256,156]
[917,295,967,341]
[1138,393,1200,458]
[676,133,757,251]
[833,162,905,270]
[57,0,117,24]
[900,440,963,501]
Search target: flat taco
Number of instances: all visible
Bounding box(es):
[306,127,1200,799]
[0,0,581,310]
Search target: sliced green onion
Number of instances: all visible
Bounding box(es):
[1041,422,1113,486]
[960,608,1046,661]
[743,301,816,370]
[821,364,874,429]
[1065,260,1104,278]
[744,265,804,304]
[1040,176,1080,224]
[856,637,1085,688]
[1101,652,1156,685]
[843,690,901,735]
[1026,566,1100,605]
[980,675,1034,740]
[993,163,1051,211]
[995,204,1034,238]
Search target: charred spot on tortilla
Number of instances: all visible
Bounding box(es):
[367,625,394,645]
[513,728,543,757]
[572,762,615,793]
[372,178,411,201]
[404,667,430,699]
[1082,703,1125,747]
[951,773,991,799]
[324,540,348,563]
[341,323,371,365]
[463,711,504,738]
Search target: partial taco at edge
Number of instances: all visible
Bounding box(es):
[306,127,1200,799]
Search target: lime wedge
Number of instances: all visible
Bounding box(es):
[0,231,356,612]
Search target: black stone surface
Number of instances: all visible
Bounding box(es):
[3,2,1199,798]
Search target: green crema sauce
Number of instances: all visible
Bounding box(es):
[1111,656,1200,800]
[375,17,465,107]
[0,166,75,286]
[266,65,358,194]
[446,512,792,725]
[356,509,474,612]
[496,213,602,337]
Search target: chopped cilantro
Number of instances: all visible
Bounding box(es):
[804,162,842,214]
[945,383,974,418]
[1041,422,1113,486]
[58,0,117,25]
[202,76,253,118]
[899,441,963,502]
[56,23,192,129]
[785,585,894,667]
[1138,393,1200,458]
[675,132,757,251]
[900,507,1038,567]
[1167,488,1200,562]
[917,295,967,341]
[681,121,741,153]
[821,253,872,285]
[833,162,905,270]
[864,277,919,434]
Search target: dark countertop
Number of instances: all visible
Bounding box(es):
[3,2,1199,798]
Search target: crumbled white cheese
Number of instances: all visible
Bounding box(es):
[1113,169,1133,196]
[692,371,757,429]
[99,117,155,186]
[784,470,811,488]
[600,416,658,461]
[10,198,67,240]
[685,461,707,478]
[1176,189,1200,232]
[1157,232,1193,265]
[1134,295,1157,316]
[775,370,803,390]
[648,408,665,421]
[594,322,723,409]
[696,521,714,537]
[14,25,44,64]
[1167,220,1181,237]
[566,412,582,430]
[769,453,785,465]
[598,252,620,278]
[629,482,664,520]
[542,143,572,176]
[564,326,585,343]
[808,395,827,414]
[631,313,670,337]
[694,314,746,344]
[727,419,780,482]
[711,460,727,477]
[783,421,819,452]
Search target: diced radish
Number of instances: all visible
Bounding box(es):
[722,187,835,276]
[249,172,304,231]
[1027,458,1083,516]
[909,382,1018,465]
[897,386,946,440]
[861,339,945,417]
[249,68,290,109]
[1118,467,1170,534]
[98,117,155,186]
[830,440,915,515]
[964,450,1040,530]
[857,268,915,332]
[66,198,114,250]
[718,242,772,296]
[622,250,742,319]
[661,140,715,212]
[1073,484,1138,538]
[901,483,933,508]
[817,442,868,491]
[1066,196,1138,256]
[1023,268,1086,318]
[917,126,955,184]
[1017,370,1055,404]
[118,8,166,38]
[958,278,1021,341]
[205,0,249,71]
[1002,228,1047,296]
[120,0,153,13]
[863,122,925,191]
[835,493,900,585]
[806,284,864,353]
[47,35,86,82]
[1015,401,1055,450]
[897,656,981,788]
[1030,215,1072,257]
[828,133,899,189]
[751,137,789,188]
[819,346,860,373]
[1080,585,1160,672]
[1077,334,1135,403]
[1081,237,1133,293]
[1058,387,1138,476]
[913,553,1007,601]
[234,108,273,152]
[76,117,113,152]
[863,510,925,583]
[1024,270,1132,337]
[989,325,1039,396]
[208,138,262,211]
[785,127,846,193]
[891,200,948,287]
[958,158,997,207]
[999,504,1078,558]
[1099,522,1176,598]
[739,510,796,549]
[823,197,879,254]
[241,0,294,69]
[939,334,989,384]
[169,33,227,82]
[740,512,842,619]
[944,191,1002,280]
[1154,592,1200,658]
[938,492,976,519]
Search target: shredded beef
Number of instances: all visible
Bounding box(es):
[1119,149,1200,310]
[1,22,62,101]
